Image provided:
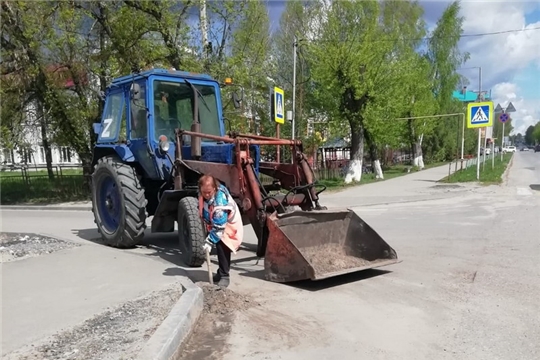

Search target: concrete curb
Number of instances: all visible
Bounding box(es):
[0,205,91,211]
[137,280,204,360]
[501,153,515,186]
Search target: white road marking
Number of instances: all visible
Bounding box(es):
[516,187,533,196]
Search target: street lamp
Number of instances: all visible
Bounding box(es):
[458,66,484,100]
[458,66,486,180]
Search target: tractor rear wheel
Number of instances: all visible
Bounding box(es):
[91,155,147,248]
[177,197,206,267]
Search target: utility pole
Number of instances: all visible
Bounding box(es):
[458,66,484,180]
[476,66,482,180]
[200,0,208,58]
[292,37,298,140]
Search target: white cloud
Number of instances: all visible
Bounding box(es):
[491,82,540,134]
[456,1,540,135]
[458,2,540,87]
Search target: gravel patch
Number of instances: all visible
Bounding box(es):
[4,283,183,360]
[197,282,256,315]
[0,232,79,262]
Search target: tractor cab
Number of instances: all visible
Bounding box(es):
[92,69,244,181]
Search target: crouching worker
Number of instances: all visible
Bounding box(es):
[198,174,243,288]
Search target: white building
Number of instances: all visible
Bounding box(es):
[1,99,81,169]
[1,69,84,170]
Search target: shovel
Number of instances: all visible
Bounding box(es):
[205,247,213,285]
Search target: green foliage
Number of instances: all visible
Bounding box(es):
[533,122,540,143]
[0,0,479,178]
[525,125,536,145]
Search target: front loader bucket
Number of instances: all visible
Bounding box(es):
[264,209,400,283]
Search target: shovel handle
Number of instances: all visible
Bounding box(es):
[205,247,213,285]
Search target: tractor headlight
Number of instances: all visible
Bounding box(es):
[158,135,170,154]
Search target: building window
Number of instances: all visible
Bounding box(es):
[20,147,32,164]
[59,147,72,163]
[2,149,14,164]
[39,146,46,164]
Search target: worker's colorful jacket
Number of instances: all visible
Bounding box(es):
[200,184,238,244]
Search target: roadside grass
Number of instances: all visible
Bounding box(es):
[440,153,513,184]
[0,167,89,205]
[0,168,83,178]
[0,174,90,205]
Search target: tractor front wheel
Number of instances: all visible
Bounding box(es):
[91,156,147,248]
[177,197,206,267]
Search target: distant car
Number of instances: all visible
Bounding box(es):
[535,145,540,153]
[504,146,517,153]
[520,147,529,151]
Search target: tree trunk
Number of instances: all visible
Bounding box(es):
[363,127,383,179]
[38,103,55,180]
[414,134,424,169]
[345,122,363,184]
[408,116,424,169]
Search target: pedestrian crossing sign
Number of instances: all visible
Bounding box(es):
[274,87,285,124]
[467,101,493,129]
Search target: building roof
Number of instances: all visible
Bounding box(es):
[452,90,492,102]
[320,138,350,149]
[110,68,215,86]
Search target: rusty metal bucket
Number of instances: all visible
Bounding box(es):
[264,208,400,283]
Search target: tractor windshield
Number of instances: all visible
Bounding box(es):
[152,80,221,141]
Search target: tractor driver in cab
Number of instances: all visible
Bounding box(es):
[154,105,184,140]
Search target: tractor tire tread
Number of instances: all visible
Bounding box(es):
[91,155,147,248]
[178,197,206,267]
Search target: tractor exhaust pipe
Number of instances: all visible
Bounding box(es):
[185,79,201,159]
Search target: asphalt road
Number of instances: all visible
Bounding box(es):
[2,154,539,359]
[184,153,540,360]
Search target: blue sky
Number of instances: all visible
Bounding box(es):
[188,1,540,134]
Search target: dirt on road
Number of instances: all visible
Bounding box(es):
[175,282,260,360]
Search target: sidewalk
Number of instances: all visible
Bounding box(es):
[322,162,471,208]
[0,209,196,358]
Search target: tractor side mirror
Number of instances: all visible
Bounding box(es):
[130,83,141,100]
[232,91,242,109]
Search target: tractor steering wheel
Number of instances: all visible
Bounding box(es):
[155,118,181,139]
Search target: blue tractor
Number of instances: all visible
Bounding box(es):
[91,68,399,283]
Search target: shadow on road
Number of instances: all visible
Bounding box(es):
[71,227,391,291]
[284,269,392,292]
[235,260,393,291]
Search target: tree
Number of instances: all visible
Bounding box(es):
[422,0,468,167]
[226,0,271,133]
[310,0,439,182]
[525,125,535,145]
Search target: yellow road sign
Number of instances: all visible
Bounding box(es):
[467,101,493,129]
[274,87,284,124]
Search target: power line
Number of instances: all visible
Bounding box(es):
[461,26,540,38]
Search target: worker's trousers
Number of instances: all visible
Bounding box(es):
[216,240,232,277]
